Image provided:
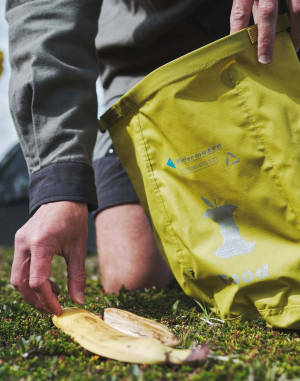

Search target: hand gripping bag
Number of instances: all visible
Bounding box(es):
[99,14,300,328]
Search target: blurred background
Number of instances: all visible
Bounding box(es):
[0,3,26,248]
[0,2,17,159]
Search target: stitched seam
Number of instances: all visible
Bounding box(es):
[31,161,93,175]
[219,305,300,322]
[258,305,300,313]
[30,67,41,171]
[230,71,300,233]
[136,113,186,264]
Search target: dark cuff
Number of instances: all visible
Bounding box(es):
[29,162,98,216]
[92,155,139,216]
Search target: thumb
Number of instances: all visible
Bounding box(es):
[66,246,86,305]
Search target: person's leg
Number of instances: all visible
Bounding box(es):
[93,142,173,294]
[95,203,173,293]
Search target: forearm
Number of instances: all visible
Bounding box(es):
[6,0,102,214]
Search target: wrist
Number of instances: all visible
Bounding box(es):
[29,162,98,216]
[39,200,88,214]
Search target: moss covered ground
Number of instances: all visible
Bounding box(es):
[1,247,300,381]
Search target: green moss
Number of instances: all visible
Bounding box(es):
[1,247,300,380]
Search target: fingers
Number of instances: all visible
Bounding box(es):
[10,245,43,311]
[29,243,62,315]
[66,247,86,306]
[230,0,255,33]
[252,0,259,24]
[230,0,279,64]
[11,202,89,315]
[256,0,278,64]
[287,0,300,51]
[11,233,50,312]
[30,278,62,315]
[12,233,75,315]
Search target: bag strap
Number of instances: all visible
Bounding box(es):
[99,14,290,133]
[247,13,290,44]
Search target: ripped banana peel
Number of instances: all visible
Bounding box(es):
[104,308,180,347]
[53,308,209,364]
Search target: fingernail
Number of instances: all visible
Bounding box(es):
[258,55,272,64]
[77,293,85,304]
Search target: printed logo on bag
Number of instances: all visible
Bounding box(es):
[166,144,223,174]
[166,158,176,168]
[202,197,256,258]
[219,264,269,285]
[225,152,240,167]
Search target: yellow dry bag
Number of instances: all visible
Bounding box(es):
[99,14,300,329]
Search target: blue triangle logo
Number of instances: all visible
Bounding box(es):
[167,158,176,169]
[226,152,240,167]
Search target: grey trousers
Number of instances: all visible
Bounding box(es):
[92,96,139,215]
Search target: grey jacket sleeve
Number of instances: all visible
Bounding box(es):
[6,0,102,214]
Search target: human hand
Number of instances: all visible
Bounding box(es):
[11,201,88,315]
[230,0,300,63]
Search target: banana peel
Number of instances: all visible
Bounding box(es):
[52,308,209,364]
[104,308,180,346]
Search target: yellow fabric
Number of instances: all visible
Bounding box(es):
[99,14,300,328]
[0,51,3,77]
